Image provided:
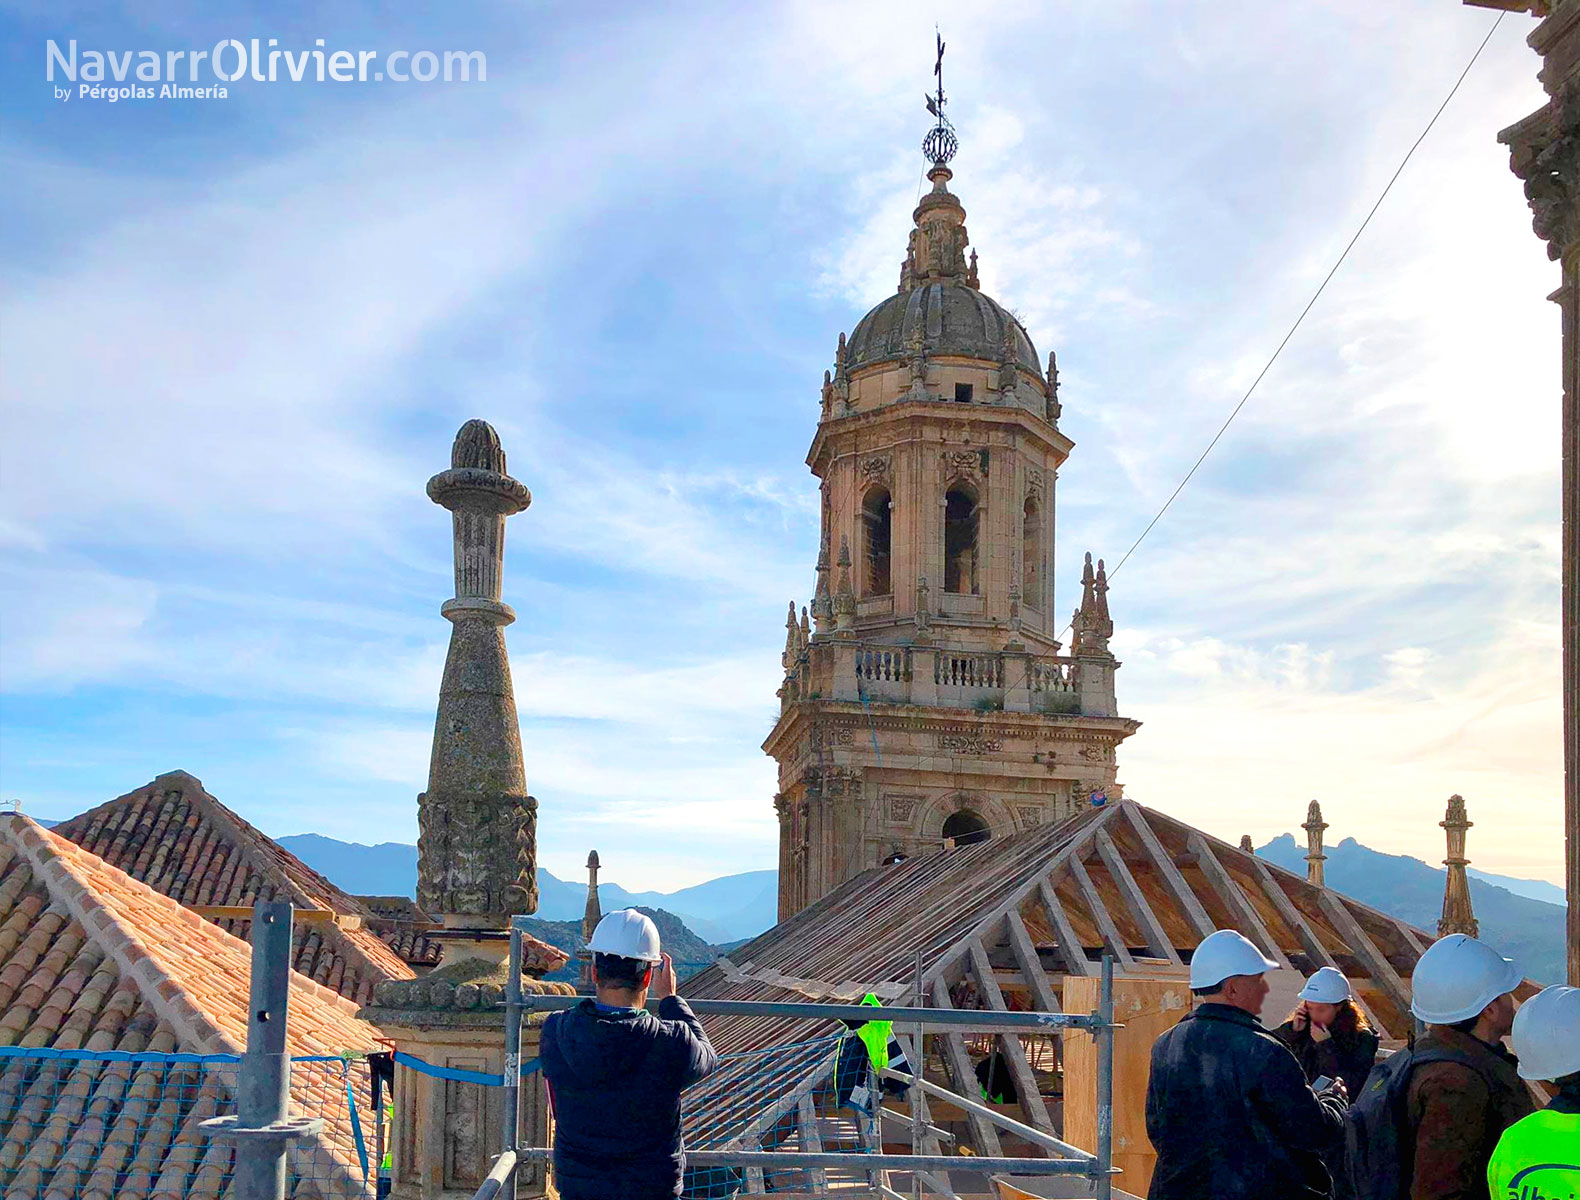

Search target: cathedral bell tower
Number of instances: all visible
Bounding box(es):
[767,66,1139,919]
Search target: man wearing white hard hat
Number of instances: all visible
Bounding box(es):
[540,909,719,1200]
[1145,929,1348,1199]
[1401,934,1533,1200]
[1486,984,1580,1197]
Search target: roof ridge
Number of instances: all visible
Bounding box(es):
[0,812,243,1056]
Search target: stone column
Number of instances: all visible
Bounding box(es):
[1437,795,1480,938]
[418,419,537,931]
[1495,0,1580,985]
[1302,801,1328,888]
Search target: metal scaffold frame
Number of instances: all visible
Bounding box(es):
[485,925,1120,1200]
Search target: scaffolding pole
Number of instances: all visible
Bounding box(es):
[201,900,323,1200]
[502,917,527,1200]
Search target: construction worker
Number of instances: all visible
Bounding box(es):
[1145,929,1348,1199]
[1404,934,1534,1200]
[833,993,912,1112]
[541,909,719,1200]
[1486,984,1580,1199]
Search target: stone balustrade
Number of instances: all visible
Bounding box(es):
[779,641,1089,714]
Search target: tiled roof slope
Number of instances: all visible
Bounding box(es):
[353,897,441,969]
[0,813,380,1198]
[54,772,414,1004]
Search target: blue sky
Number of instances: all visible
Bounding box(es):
[0,1,1564,891]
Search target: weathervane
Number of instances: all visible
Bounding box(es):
[922,31,958,166]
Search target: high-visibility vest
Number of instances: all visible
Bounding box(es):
[1486,1107,1580,1199]
[854,995,891,1073]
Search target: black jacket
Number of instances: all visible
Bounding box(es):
[1272,1020,1378,1199]
[541,996,720,1200]
[1273,1020,1380,1102]
[1145,1003,1348,1200]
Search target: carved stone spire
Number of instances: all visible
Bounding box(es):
[418,420,537,937]
[578,850,603,990]
[1438,795,1479,938]
[582,850,602,942]
[783,601,799,670]
[833,535,857,635]
[1239,834,1255,854]
[1071,552,1113,656]
[902,163,973,288]
[811,532,833,634]
[1302,800,1329,887]
[1046,351,1062,424]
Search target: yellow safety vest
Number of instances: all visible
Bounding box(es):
[1486,1107,1580,1200]
[854,993,891,1073]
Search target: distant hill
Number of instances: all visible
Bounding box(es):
[278,835,779,942]
[279,830,1567,983]
[522,906,725,983]
[1257,835,1567,984]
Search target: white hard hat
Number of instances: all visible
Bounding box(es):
[1189,929,1280,990]
[1409,934,1522,1025]
[587,909,662,962]
[1297,967,1352,1005]
[1511,985,1580,1081]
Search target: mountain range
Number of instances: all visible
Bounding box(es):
[1256,835,1567,984]
[280,829,1566,983]
[276,833,778,944]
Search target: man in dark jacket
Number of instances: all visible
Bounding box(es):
[541,909,719,1200]
[1146,930,1348,1199]
[1402,934,1533,1200]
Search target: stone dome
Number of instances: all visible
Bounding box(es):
[845,282,1040,374]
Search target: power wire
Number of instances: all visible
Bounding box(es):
[1105,10,1507,584]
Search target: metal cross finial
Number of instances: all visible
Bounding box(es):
[922,29,957,166]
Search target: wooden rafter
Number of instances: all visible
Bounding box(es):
[1093,827,1179,963]
[926,975,1005,1155]
[1036,877,1096,977]
[797,1094,829,1194]
[1067,854,1137,970]
[1001,910,1062,1014]
[1317,891,1412,1015]
[967,938,1057,1142]
[1187,831,1291,968]
[1121,804,1215,938]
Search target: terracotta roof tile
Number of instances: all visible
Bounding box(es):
[54,771,414,1006]
[0,813,382,1198]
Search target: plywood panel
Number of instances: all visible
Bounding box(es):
[1062,976,1190,1198]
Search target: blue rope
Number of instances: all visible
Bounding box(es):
[345,1064,369,1182]
[393,1051,503,1086]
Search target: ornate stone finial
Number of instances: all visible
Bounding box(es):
[799,605,811,651]
[1046,351,1063,423]
[1302,800,1329,887]
[419,421,537,935]
[1239,834,1255,854]
[1438,795,1479,938]
[997,322,1019,394]
[966,248,980,290]
[1006,582,1024,650]
[1071,552,1113,656]
[915,575,932,640]
[833,535,857,634]
[811,532,833,634]
[783,601,798,670]
[904,325,930,401]
[582,851,602,941]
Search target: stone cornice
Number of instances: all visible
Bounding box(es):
[807,398,1072,474]
[764,698,1139,759]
